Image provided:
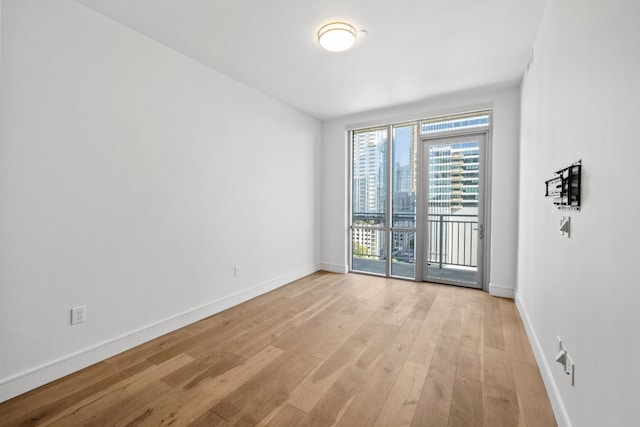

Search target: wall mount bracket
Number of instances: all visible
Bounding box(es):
[545,160,581,210]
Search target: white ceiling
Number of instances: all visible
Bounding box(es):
[75,0,548,120]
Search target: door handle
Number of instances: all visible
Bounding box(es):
[477,224,484,239]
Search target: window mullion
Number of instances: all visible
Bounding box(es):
[386,124,393,276]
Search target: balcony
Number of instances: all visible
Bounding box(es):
[351,213,478,284]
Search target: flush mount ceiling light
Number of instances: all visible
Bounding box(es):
[317,22,357,52]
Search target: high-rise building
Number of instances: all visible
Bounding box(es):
[352,128,387,221]
[352,128,387,259]
[391,124,417,229]
[428,142,479,214]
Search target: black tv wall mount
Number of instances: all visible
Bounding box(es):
[545,160,581,211]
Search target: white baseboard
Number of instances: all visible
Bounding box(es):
[320,263,349,274]
[488,282,515,298]
[0,263,322,403]
[515,292,572,427]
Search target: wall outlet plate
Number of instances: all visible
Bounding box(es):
[560,216,570,237]
[566,354,575,386]
[71,306,86,325]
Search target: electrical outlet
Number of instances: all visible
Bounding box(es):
[71,306,86,325]
[234,265,240,277]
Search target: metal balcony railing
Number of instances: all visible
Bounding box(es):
[427,214,478,268]
[351,213,478,269]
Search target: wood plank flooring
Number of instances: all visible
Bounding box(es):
[0,272,557,426]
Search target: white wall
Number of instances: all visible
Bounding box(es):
[322,85,521,297]
[0,0,322,402]
[517,0,640,426]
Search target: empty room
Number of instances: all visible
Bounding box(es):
[1,0,638,426]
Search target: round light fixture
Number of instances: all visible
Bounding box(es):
[317,22,357,52]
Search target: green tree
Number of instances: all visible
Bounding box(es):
[353,242,370,258]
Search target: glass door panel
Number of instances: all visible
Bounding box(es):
[390,123,417,278]
[390,231,416,278]
[422,134,484,288]
[351,127,388,275]
[392,124,417,229]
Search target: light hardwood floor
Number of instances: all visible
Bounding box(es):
[0,272,557,426]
